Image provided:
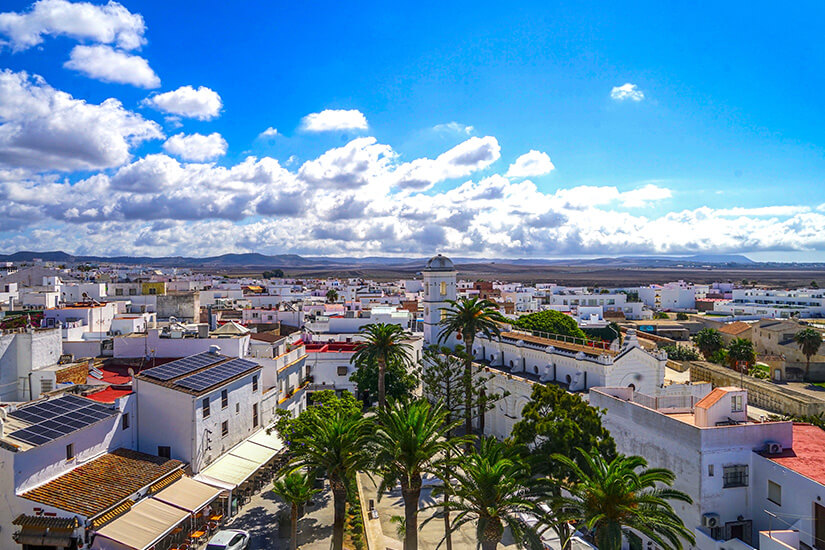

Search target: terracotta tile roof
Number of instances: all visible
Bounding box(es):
[500,331,617,357]
[21,448,182,519]
[762,424,825,485]
[13,514,80,529]
[719,321,751,335]
[250,331,283,343]
[695,387,731,409]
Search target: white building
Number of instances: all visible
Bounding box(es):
[546,290,645,320]
[714,288,825,319]
[0,328,62,401]
[590,386,804,550]
[637,281,697,310]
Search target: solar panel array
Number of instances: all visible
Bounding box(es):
[141,352,225,381]
[7,394,117,447]
[174,358,259,392]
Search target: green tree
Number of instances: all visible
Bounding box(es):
[553,449,694,550]
[420,347,508,550]
[272,390,362,445]
[272,471,320,550]
[326,288,339,303]
[431,438,545,550]
[281,409,373,550]
[351,323,414,409]
[512,309,586,339]
[582,322,623,344]
[438,298,507,441]
[726,337,756,372]
[676,312,689,321]
[350,357,419,405]
[653,311,670,320]
[263,269,285,278]
[693,328,724,360]
[794,328,823,380]
[661,345,700,361]
[371,398,466,550]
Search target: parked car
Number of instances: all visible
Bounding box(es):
[206,529,251,550]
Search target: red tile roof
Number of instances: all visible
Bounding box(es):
[764,423,825,485]
[21,449,182,518]
[719,321,751,335]
[695,387,728,409]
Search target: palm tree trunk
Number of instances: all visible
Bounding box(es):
[480,517,503,550]
[443,490,452,550]
[378,356,387,409]
[401,475,422,550]
[807,356,811,381]
[464,333,474,448]
[290,503,298,550]
[331,478,347,550]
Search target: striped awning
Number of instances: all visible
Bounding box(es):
[149,470,184,494]
[91,499,134,529]
[13,514,79,529]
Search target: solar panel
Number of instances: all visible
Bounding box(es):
[175,358,259,392]
[7,394,118,447]
[141,352,225,381]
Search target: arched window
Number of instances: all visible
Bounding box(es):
[533,366,539,374]
[509,360,514,367]
[628,383,636,391]
[440,281,447,296]
[565,374,572,385]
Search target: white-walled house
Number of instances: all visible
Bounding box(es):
[113,327,250,358]
[0,328,62,401]
[637,282,697,310]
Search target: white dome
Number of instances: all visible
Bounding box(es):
[424,254,455,272]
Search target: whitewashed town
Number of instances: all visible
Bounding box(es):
[0,254,824,550]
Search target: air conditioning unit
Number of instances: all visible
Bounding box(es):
[766,441,783,455]
[702,513,720,528]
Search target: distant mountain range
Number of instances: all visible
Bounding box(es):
[0,250,762,269]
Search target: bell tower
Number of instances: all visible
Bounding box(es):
[422,254,457,346]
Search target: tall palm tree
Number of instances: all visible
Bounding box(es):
[326,288,339,303]
[281,409,373,550]
[371,397,467,550]
[437,298,507,439]
[272,471,320,550]
[795,327,823,380]
[552,448,694,550]
[692,328,723,360]
[431,437,545,550]
[351,323,414,409]
[726,337,756,373]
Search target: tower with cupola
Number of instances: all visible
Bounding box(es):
[422,254,457,346]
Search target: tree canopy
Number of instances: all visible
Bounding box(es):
[350,357,419,404]
[512,310,586,339]
[272,390,362,445]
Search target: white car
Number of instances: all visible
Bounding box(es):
[205,529,251,550]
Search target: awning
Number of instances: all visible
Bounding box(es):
[229,440,279,464]
[194,454,260,489]
[152,476,222,513]
[92,499,188,550]
[247,428,284,451]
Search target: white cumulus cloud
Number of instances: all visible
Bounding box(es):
[162,132,227,162]
[301,109,368,132]
[505,150,555,178]
[619,183,672,207]
[143,85,222,120]
[433,122,474,135]
[259,127,279,138]
[0,69,163,172]
[0,0,146,52]
[610,83,645,102]
[64,45,159,88]
[393,136,501,190]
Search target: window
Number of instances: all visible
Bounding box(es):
[440,281,447,296]
[158,446,171,459]
[252,375,258,392]
[115,288,123,296]
[122,413,129,430]
[723,465,749,488]
[66,443,74,461]
[768,480,782,505]
[337,366,349,376]
[129,288,137,295]
[221,389,228,409]
[202,397,210,418]
[253,403,259,428]
[148,287,157,295]
[235,403,240,414]
[731,395,744,412]
[221,420,229,437]
[708,464,714,477]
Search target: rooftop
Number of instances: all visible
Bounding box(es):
[761,423,825,486]
[498,331,617,358]
[21,448,183,519]
[718,321,752,335]
[135,352,261,396]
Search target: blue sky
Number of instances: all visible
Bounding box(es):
[1,0,824,260]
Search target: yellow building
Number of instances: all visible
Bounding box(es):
[141,282,167,296]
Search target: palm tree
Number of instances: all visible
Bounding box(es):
[693,328,723,360]
[272,471,320,550]
[351,323,414,409]
[326,288,339,303]
[371,397,466,550]
[552,449,694,550]
[794,328,823,380]
[726,337,756,373]
[437,298,507,439]
[431,437,545,550]
[281,409,373,550]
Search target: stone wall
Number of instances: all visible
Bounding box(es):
[689,361,825,417]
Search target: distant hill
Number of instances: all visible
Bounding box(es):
[0,250,757,268]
